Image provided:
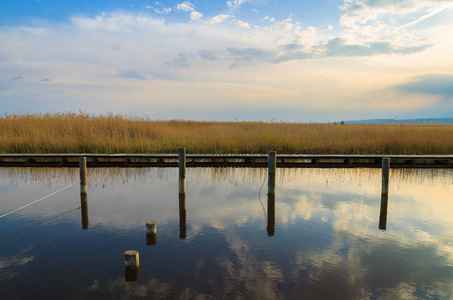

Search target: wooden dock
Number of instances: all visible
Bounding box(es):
[0,154,452,168]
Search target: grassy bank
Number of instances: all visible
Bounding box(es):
[1,113,452,154]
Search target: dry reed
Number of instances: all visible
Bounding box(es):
[0,113,452,154]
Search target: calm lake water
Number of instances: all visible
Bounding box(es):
[1,167,453,299]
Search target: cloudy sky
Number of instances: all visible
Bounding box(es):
[1,0,453,122]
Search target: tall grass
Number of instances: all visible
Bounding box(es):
[1,113,452,154]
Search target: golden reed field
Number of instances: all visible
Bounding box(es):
[1,113,453,154]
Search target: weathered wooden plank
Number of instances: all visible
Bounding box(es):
[1,154,453,168]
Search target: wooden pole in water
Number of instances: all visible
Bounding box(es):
[381,158,390,196]
[179,148,186,195]
[79,157,87,194]
[146,222,157,245]
[124,250,140,281]
[268,151,277,195]
[124,250,140,268]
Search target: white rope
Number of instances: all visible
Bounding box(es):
[0,206,81,241]
[258,160,270,220]
[0,181,80,219]
[258,160,269,195]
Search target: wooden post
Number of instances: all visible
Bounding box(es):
[59,157,67,166]
[179,148,186,195]
[381,158,390,196]
[267,194,275,236]
[80,192,89,230]
[179,194,187,240]
[146,222,157,245]
[268,151,277,195]
[124,250,140,268]
[124,250,140,281]
[79,157,87,194]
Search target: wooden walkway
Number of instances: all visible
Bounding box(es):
[0,154,452,168]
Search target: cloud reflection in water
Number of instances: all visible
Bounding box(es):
[1,167,453,299]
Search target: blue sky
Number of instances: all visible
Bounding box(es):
[0,1,342,26]
[1,0,453,121]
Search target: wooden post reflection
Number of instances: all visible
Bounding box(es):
[146,222,157,245]
[179,194,187,239]
[267,193,275,236]
[379,158,390,230]
[79,157,88,229]
[80,192,89,229]
[379,194,388,230]
[125,267,140,282]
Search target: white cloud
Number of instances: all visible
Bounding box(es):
[190,11,203,21]
[71,12,165,31]
[227,0,249,8]
[1,11,443,72]
[305,26,316,35]
[0,11,438,79]
[274,20,294,32]
[1,6,452,120]
[340,0,453,28]
[150,7,172,15]
[335,0,453,58]
[235,20,250,28]
[208,14,233,24]
[175,1,202,21]
[401,4,452,28]
[176,1,194,12]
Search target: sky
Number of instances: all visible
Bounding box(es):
[1,0,453,122]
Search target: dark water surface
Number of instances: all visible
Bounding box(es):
[1,167,453,299]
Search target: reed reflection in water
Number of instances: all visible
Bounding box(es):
[1,167,453,299]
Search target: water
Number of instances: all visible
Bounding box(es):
[1,167,453,299]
